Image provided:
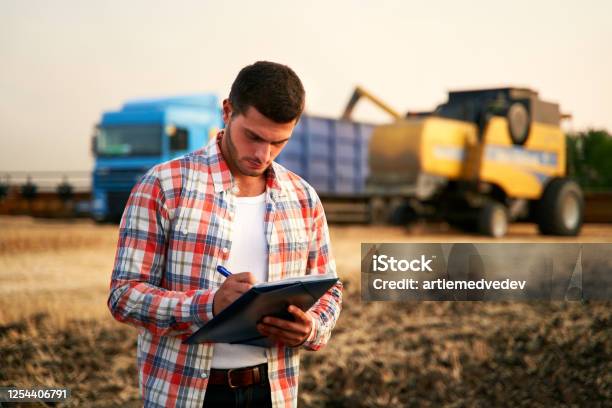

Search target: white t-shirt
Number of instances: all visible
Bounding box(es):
[210,191,269,368]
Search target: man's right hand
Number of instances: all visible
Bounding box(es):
[212,272,256,316]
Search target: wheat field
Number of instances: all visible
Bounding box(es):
[1,216,610,407]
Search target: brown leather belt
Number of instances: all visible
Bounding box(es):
[208,363,268,388]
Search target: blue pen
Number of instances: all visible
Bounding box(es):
[216,265,232,278]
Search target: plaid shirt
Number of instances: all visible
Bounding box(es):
[108,131,342,407]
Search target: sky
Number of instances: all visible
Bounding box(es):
[1,0,611,172]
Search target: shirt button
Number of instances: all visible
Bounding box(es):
[231,186,239,194]
[201,372,208,379]
[222,248,228,254]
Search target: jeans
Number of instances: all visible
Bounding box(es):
[202,381,273,407]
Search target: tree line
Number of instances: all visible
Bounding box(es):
[567,129,612,191]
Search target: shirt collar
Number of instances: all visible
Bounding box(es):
[207,130,286,196]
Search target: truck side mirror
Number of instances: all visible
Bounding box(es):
[169,126,189,152]
[91,126,100,155]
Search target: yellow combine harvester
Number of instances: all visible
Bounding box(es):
[343,86,583,237]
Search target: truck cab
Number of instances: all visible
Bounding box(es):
[91,94,222,222]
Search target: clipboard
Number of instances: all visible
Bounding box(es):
[183,274,338,347]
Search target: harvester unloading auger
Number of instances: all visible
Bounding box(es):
[344,86,583,237]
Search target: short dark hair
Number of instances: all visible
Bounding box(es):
[229,61,305,123]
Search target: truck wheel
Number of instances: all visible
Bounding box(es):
[478,201,508,238]
[389,201,417,225]
[368,197,388,224]
[537,178,583,236]
[507,102,530,145]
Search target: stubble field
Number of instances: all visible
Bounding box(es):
[0,216,610,407]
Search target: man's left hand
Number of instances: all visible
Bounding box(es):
[256,305,313,347]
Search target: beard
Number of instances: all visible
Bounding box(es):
[225,120,269,177]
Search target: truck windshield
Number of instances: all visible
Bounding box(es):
[96,125,162,157]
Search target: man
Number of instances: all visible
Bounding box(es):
[108,61,342,408]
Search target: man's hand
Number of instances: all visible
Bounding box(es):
[256,305,313,347]
[213,272,256,316]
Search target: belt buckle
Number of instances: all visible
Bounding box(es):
[226,368,240,389]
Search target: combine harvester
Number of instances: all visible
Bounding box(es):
[344,86,583,237]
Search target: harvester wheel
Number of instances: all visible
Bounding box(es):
[477,201,508,238]
[536,178,583,236]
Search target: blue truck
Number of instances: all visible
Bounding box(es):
[91,94,374,222]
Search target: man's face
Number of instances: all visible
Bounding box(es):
[221,99,295,177]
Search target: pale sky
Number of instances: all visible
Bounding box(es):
[1,0,611,172]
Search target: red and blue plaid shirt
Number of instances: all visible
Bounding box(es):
[108,131,342,407]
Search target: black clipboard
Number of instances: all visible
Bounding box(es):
[183,274,338,347]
